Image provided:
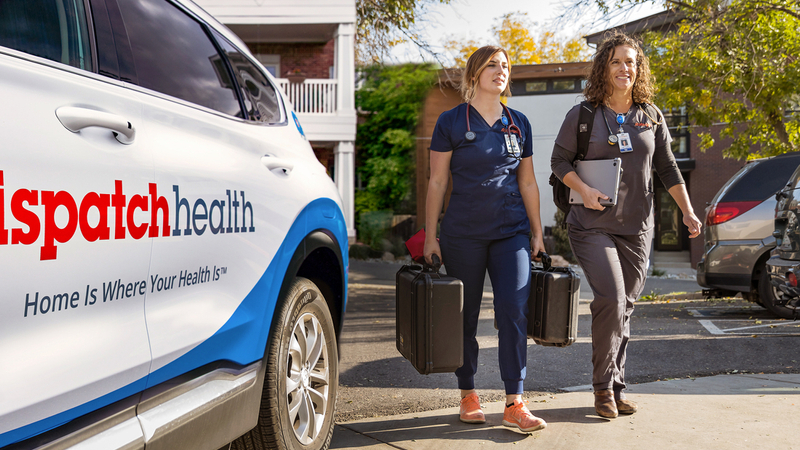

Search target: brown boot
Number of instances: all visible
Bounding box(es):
[614,389,638,414]
[594,390,618,418]
[616,397,638,415]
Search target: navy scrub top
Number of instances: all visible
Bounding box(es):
[430,103,534,239]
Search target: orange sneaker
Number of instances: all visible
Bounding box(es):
[502,399,546,432]
[459,393,486,424]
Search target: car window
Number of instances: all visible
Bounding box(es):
[0,0,92,71]
[790,164,800,190]
[116,0,242,118]
[212,31,283,124]
[721,154,800,202]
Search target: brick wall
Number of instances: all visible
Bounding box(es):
[687,124,748,267]
[415,84,462,227]
[312,145,335,177]
[248,40,335,79]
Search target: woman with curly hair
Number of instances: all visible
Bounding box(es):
[550,31,702,418]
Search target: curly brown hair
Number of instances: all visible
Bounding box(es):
[459,46,511,102]
[583,31,654,106]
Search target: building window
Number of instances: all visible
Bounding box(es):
[511,77,584,96]
[525,81,547,93]
[254,53,280,77]
[552,79,575,91]
[663,107,689,158]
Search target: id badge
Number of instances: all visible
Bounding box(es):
[510,135,522,157]
[504,133,516,157]
[617,132,633,153]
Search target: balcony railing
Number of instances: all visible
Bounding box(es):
[277,78,338,114]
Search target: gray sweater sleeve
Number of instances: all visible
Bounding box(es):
[551,143,577,182]
[651,106,684,189]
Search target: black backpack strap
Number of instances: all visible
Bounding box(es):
[576,101,596,162]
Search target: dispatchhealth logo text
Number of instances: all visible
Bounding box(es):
[0,170,255,260]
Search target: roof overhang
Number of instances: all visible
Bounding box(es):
[226,23,339,43]
[584,10,683,46]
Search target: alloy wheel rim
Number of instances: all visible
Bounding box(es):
[286,312,329,444]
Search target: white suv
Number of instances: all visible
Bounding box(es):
[0,1,348,450]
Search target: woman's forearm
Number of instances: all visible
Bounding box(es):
[425,178,447,238]
[667,183,694,215]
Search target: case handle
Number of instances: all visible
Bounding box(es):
[535,251,552,271]
[424,254,442,274]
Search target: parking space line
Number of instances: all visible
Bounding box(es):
[687,306,766,317]
[699,320,724,335]
[699,318,800,336]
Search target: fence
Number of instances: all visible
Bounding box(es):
[276,78,338,114]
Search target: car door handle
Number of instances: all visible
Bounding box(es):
[261,155,294,175]
[55,106,136,144]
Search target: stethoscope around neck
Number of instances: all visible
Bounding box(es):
[465,102,522,159]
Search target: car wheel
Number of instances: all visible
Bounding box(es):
[231,277,338,450]
[758,267,800,319]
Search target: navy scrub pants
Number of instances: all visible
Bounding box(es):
[568,224,653,393]
[439,232,531,395]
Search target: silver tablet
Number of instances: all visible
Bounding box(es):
[569,158,623,207]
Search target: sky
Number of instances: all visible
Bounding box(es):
[389,0,665,64]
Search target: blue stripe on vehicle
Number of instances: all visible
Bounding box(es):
[0,198,348,447]
[144,197,348,388]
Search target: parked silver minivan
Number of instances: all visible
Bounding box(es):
[697,152,800,311]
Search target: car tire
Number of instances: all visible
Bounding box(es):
[758,267,800,319]
[231,277,338,450]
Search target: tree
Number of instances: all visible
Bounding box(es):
[444,12,590,67]
[356,0,451,65]
[569,0,800,157]
[355,63,437,215]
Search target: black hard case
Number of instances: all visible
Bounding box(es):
[528,256,581,347]
[396,262,464,374]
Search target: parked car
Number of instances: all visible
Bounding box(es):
[765,163,800,319]
[697,152,800,312]
[0,1,347,449]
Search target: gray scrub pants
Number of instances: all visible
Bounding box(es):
[568,224,653,393]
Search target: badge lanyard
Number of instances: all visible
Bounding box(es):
[465,103,522,159]
[601,105,633,153]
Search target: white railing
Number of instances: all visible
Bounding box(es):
[277,78,338,114]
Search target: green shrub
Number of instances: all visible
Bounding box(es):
[357,210,393,251]
[552,209,576,263]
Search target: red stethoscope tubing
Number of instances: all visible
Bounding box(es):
[465,102,520,140]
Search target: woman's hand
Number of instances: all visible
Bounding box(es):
[424,236,442,265]
[684,211,702,238]
[531,235,546,261]
[580,185,610,210]
[667,184,702,238]
[563,171,607,211]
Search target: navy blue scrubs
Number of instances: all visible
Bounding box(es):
[430,103,534,394]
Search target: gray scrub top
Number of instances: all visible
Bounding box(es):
[551,103,684,235]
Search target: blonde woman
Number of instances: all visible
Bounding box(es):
[551,32,702,418]
[424,46,546,432]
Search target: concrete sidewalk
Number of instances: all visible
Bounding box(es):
[330,373,799,450]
